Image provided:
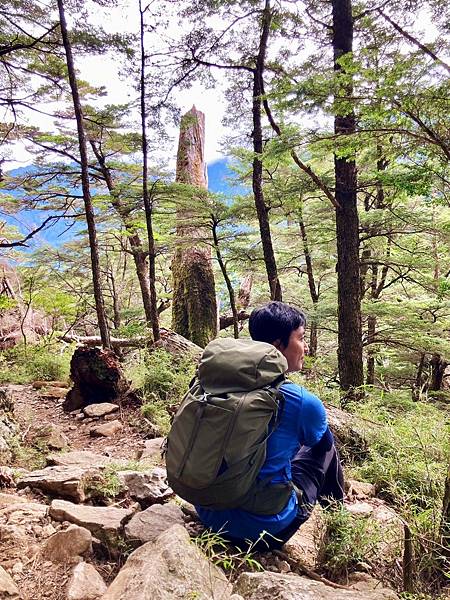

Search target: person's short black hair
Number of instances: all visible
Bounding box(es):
[249,301,306,348]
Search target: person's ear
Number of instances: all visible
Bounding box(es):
[272,339,283,350]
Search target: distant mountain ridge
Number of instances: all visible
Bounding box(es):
[2,158,244,248]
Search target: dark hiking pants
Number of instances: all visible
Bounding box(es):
[225,443,344,552]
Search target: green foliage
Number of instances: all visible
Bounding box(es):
[8,434,48,470]
[318,505,382,581]
[0,342,72,384]
[84,463,126,502]
[346,390,449,512]
[126,348,196,434]
[193,529,263,579]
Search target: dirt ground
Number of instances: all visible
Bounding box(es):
[1,383,153,600]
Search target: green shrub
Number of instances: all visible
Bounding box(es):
[126,348,196,435]
[0,342,72,384]
[317,505,382,582]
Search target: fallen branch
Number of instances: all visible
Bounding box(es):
[219,310,250,330]
[273,550,351,590]
[60,327,203,358]
[60,334,148,348]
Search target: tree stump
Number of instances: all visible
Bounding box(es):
[63,347,130,412]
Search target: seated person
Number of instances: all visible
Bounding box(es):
[195,301,344,550]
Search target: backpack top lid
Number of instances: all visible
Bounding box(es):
[198,338,288,395]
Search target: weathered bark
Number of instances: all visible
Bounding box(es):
[253,0,282,301]
[219,310,250,331]
[63,346,130,411]
[332,0,364,393]
[299,212,319,357]
[430,353,449,392]
[237,275,253,310]
[211,216,239,338]
[57,0,110,349]
[139,0,160,342]
[171,107,217,347]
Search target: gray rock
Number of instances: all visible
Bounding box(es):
[346,480,376,499]
[0,565,20,598]
[138,438,164,464]
[284,506,324,571]
[67,562,107,600]
[42,524,93,562]
[0,493,27,506]
[46,450,116,468]
[49,499,134,542]
[124,503,184,545]
[233,571,399,599]
[31,423,69,450]
[102,524,232,600]
[117,467,173,504]
[83,403,119,418]
[90,420,123,438]
[17,465,96,502]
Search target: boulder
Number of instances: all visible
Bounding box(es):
[345,480,376,499]
[83,403,119,418]
[49,499,134,542]
[67,562,107,600]
[0,493,27,506]
[124,503,184,545]
[284,506,324,571]
[233,571,399,600]
[90,420,123,438]
[17,466,96,502]
[42,524,93,562]
[30,424,69,450]
[46,450,116,468]
[102,524,232,599]
[326,405,370,463]
[116,467,173,505]
[0,501,48,525]
[0,565,20,598]
[137,438,164,465]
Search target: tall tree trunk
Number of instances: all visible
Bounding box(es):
[211,216,239,339]
[90,141,154,324]
[139,0,160,342]
[171,107,218,347]
[299,209,319,357]
[57,0,110,349]
[430,353,448,392]
[253,0,282,301]
[332,0,363,392]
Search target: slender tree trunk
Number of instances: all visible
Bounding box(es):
[299,210,319,357]
[412,352,426,400]
[252,0,282,301]
[332,0,363,392]
[57,0,110,348]
[90,141,154,324]
[211,217,239,338]
[139,0,160,342]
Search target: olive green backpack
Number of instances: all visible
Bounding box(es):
[165,338,293,515]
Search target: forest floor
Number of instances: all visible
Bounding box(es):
[2,383,152,600]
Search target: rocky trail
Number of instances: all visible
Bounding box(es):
[0,383,405,600]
